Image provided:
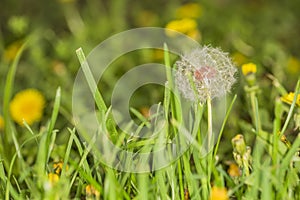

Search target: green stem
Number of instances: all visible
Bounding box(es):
[207,96,213,193]
[177,159,185,200]
[76,48,107,112]
[250,90,261,132]
[207,96,213,149]
[76,47,118,141]
[213,95,237,157]
[280,79,300,137]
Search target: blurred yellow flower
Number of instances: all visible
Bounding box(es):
[86,184,100,198]
[48,173,59,185]
[0,115,4,130]
[281,92,300,107]
[186,29,201,41]
[175,3,203,19]
[51,60,67,76]
[231,52,248,67]
[10,89,45,126]
[241,63,257,76]
[140,106,150,118]
[3,41,22,62]
[165,18,201,40]
[53,161,69,175]
[287,56,300,74]
[227,163,241,177]
[210,186,229,200]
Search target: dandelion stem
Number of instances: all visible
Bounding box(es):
[280,79,300,137]
[207,95,213,149]
[207,95,213,192]
[177,159,185,200]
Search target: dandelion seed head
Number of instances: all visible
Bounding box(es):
[175,46,237,103]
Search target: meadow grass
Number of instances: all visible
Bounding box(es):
[0,42,299,200]
[1,1,300,199]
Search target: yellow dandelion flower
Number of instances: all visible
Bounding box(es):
[210,186,229,200]
[227,163,241,177]
[241,62,257,76]
[10,89,45,126]
[86,184,100,197]
[48,173,59,185]
[165,18,200,40]
[53,161,69,174]
[3,41,22,62]
[0,115,4,130]
[186,29,201,41]
[287,56,300,74]
[176,3,203,19]
[281,92,300,107]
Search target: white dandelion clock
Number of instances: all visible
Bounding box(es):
[175,46,237,103]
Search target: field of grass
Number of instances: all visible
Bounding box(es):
[0,0,300,199]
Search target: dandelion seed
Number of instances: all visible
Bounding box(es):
[10,89,45,126]
[175,46,237,103]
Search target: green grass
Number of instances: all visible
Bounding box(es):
[0,42,299,199]
[0,1,300,199]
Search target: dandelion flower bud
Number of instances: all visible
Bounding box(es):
[175,46,237,103]
[232,134,252,176]
[231,134,246,155]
